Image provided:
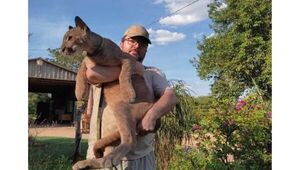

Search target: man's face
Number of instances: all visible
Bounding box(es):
[120,36,149,62]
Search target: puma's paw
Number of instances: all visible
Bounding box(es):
[72,160,90,170]
[100,155,122,168]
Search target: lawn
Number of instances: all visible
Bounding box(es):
[29,137,88,170]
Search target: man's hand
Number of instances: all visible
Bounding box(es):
[138,110,157,135]
[85,57,121,84]
[137,88,177,135]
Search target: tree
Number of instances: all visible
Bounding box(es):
[28,92,51,123]
[193,0,271,101]
[47,48,84,71]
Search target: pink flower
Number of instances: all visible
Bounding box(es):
[236,100,246,111]
[192,124,201,132]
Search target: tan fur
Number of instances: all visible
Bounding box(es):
[61,16,158,169]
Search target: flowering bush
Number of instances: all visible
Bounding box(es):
[169,93,271,169]
[235,100,247,111]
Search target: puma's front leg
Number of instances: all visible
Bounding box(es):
[119,58,136,103]
[75,59,89,101]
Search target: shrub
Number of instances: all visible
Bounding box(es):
[169,93,271,169]
[198,94,271,169]
[28,92,51,124]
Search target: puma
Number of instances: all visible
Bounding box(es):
[61,16,158,169]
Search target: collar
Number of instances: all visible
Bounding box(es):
[87,40,103,57]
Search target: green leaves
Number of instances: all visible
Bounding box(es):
[195,0,271,100]
[190,93,271,169]
[28,92,51,123]
[47,48,84,72]
[155,80,196,170]
[180,2,272,168]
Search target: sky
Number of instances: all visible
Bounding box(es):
[28,0,214,96]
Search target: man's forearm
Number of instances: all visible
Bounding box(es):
[86,66,121,84]
[148,88,177,120]
[139,88,177,132]
[85,57,145,85]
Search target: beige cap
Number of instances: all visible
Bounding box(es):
[123,25,151,44]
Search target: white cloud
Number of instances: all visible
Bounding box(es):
[29,17,70,49]
[148,28,186,45]
[153,0,164,4]
[154,0,213,26]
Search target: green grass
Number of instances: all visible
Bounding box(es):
[29,137,88,170]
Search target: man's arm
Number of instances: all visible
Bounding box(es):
[84,57,120,84]
[85,57,145,85]
[138,88,177,132]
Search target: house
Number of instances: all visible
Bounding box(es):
[28,57,77,124]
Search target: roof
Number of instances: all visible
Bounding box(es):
[28,57,77,81]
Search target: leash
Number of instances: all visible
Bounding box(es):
[96,84,104,140]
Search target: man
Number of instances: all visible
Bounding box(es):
[85,25,177,170]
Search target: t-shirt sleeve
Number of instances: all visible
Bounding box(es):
[146,67,170,98]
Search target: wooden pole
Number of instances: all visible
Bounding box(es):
[72,100,86,163]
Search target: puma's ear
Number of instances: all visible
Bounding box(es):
[68,26,73,30]
[75,16,90,33]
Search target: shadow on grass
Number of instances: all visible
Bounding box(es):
[29,137,88,170]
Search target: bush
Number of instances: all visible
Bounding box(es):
[155,80,196,170]
[28,92,51,124]
[169,93,271,169]
[169,145,217,170]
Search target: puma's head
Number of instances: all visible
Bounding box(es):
[60,16,91,55]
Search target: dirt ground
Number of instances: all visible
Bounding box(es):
[29,126,89,139]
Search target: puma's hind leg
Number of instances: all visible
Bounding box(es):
[93,131,120,158]
[99,103,137,167]
[119,58,136,103]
